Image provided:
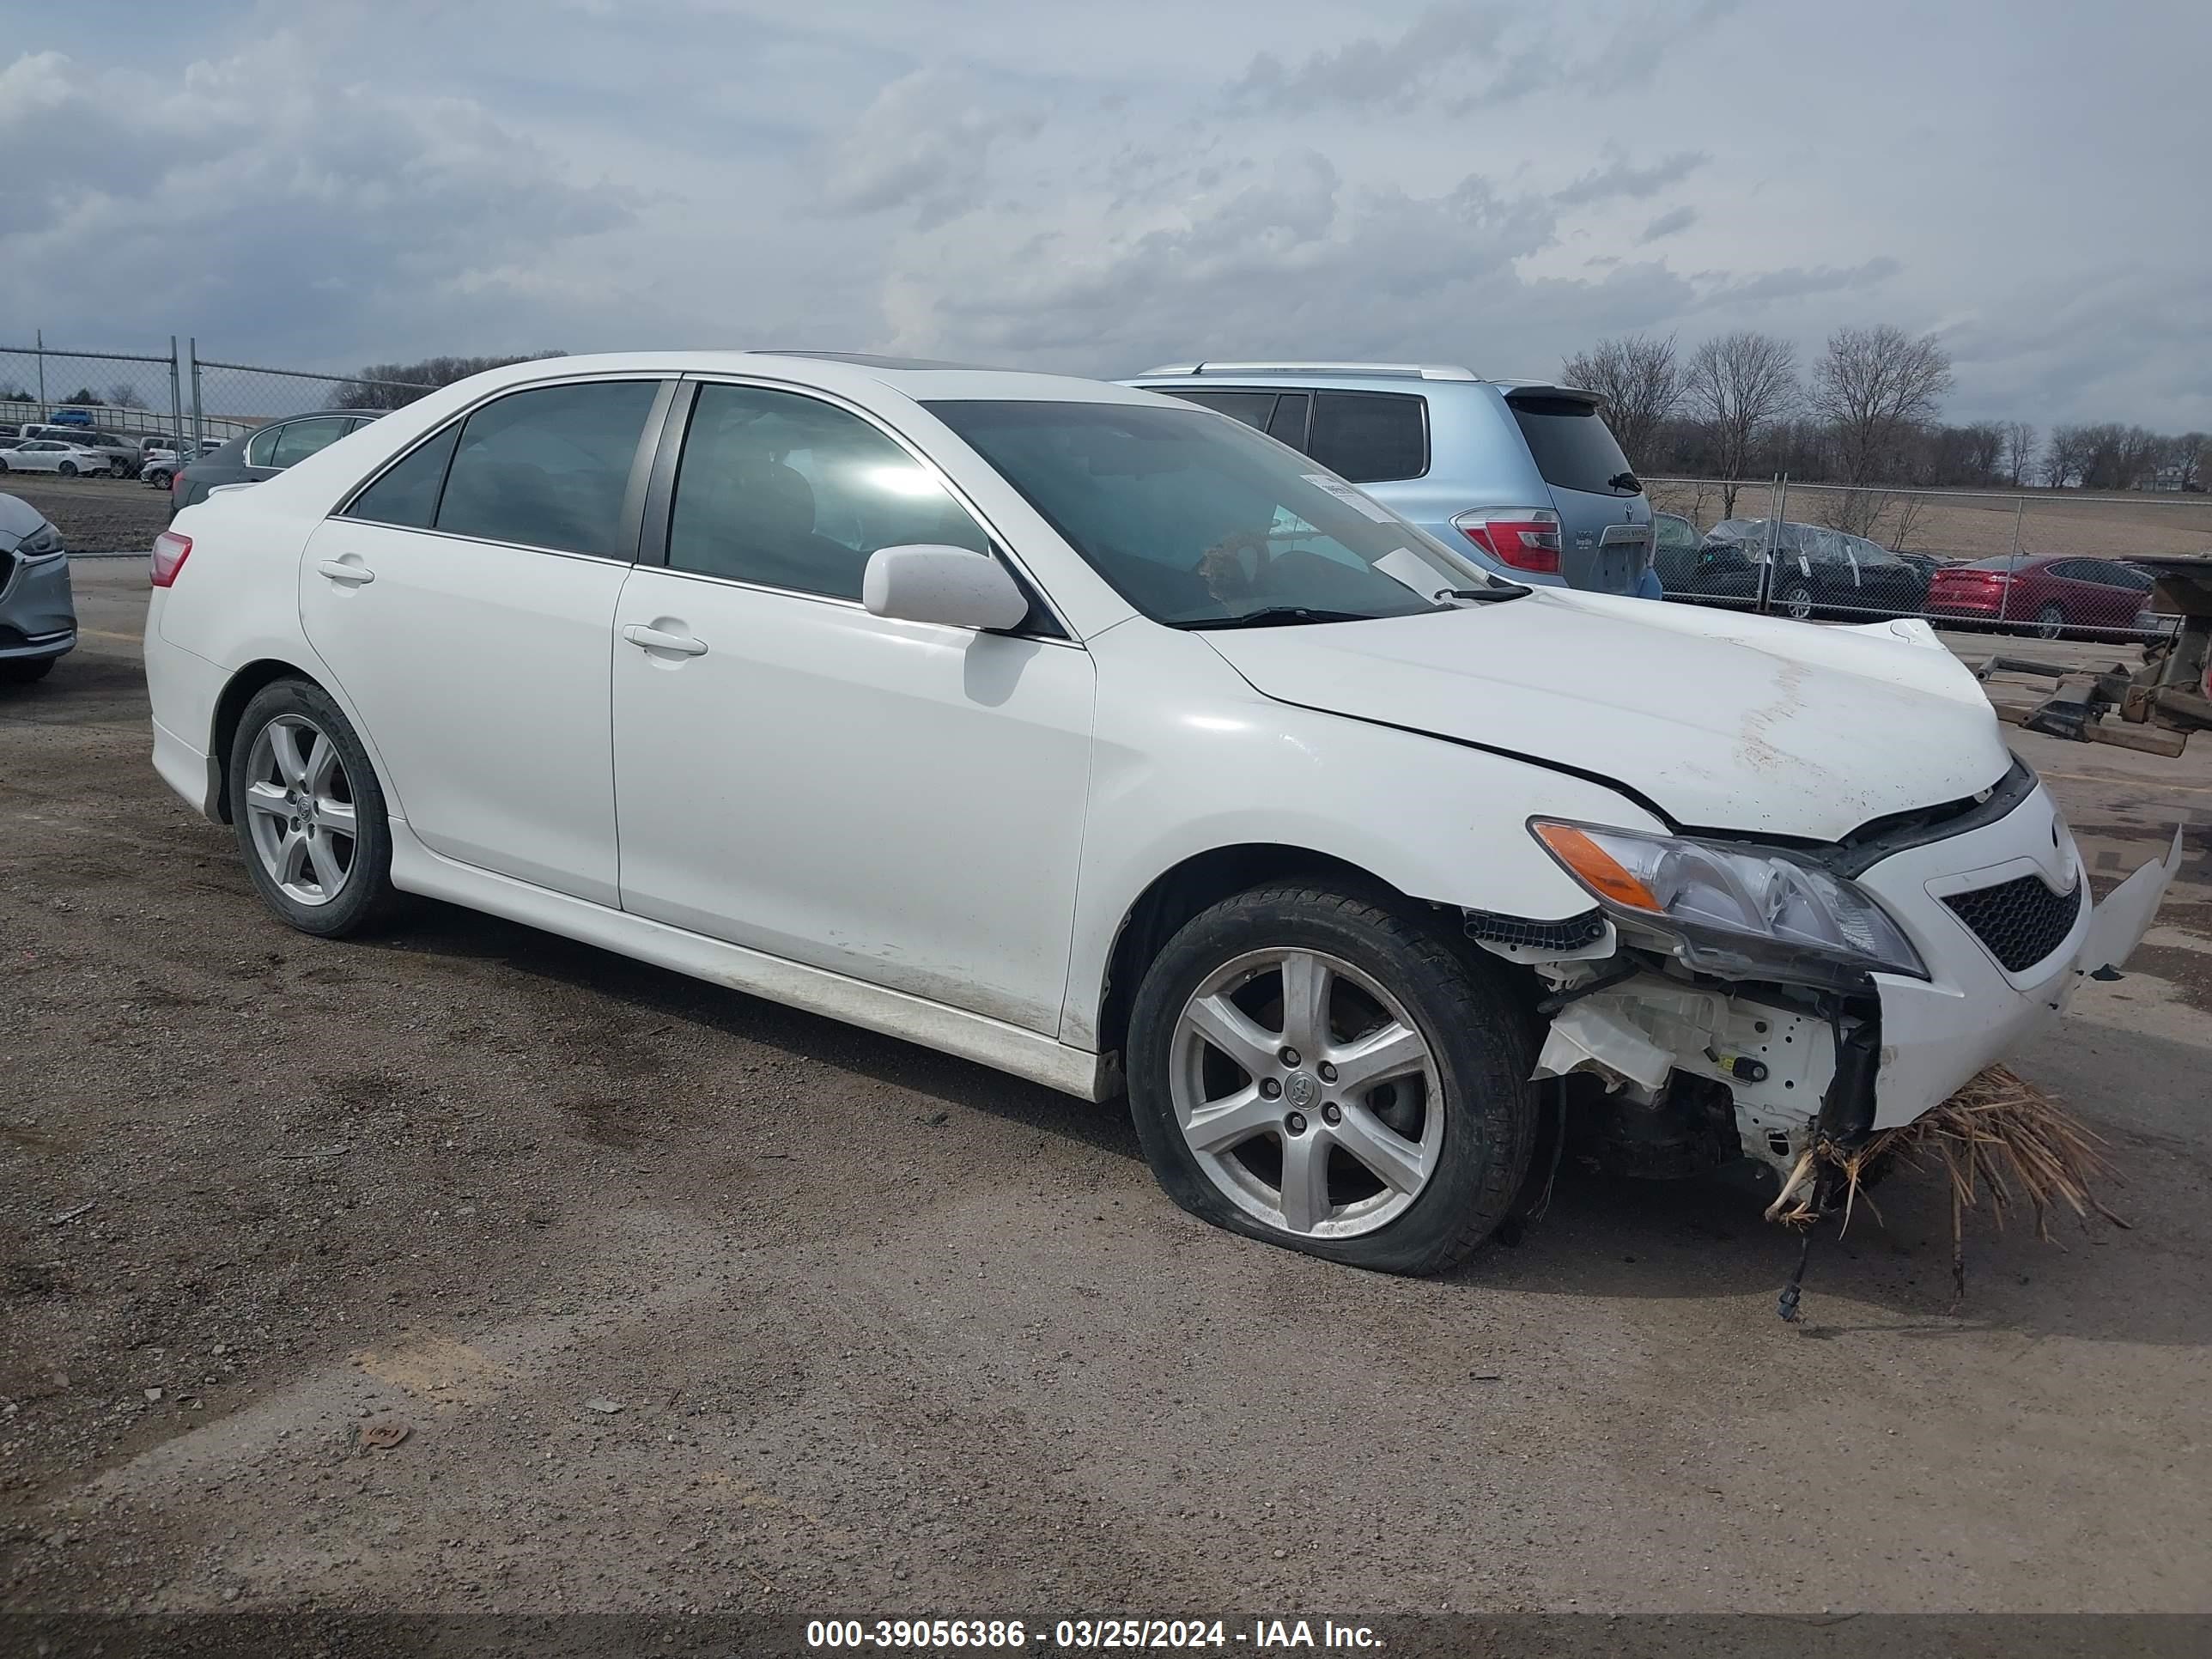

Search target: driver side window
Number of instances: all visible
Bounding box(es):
[666,384,989,602]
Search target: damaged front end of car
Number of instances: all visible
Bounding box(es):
[1463,761,2185,1231]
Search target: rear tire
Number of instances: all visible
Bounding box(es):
[228,679,399,939]
[1126,883,1537,1275]
[2035,603,2065,641]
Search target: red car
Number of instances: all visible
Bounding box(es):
[1924,555,2156,639]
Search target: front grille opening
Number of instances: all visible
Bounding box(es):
[1943,875,2083,973]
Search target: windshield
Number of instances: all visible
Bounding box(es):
[924,399,1496,626]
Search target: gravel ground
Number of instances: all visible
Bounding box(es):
[2,472,173,553]
[3,563,2210,1625]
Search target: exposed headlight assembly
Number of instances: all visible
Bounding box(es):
[1531,819,1927,988]
[17,522,63,558]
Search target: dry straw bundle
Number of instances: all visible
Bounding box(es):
[1765,1064,2127,1302]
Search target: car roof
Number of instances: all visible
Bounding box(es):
[1133,360,1484,382]
[386,350,1166,410]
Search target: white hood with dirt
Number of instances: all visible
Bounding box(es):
[1201,587,2013,842]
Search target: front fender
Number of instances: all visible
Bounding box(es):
[1060,625,1663,1046]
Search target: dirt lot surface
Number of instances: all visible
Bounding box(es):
[4,564,2210,1626]
[1648,480,2212,564]
[2,471,174,555]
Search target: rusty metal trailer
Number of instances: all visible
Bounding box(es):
[1972,554,2212,757]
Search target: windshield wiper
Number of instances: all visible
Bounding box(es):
[1437,584,1529,604]
[1181,606,1378,630]
[1607,470,1642,494]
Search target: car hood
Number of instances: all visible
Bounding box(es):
[1198,589,2013,842]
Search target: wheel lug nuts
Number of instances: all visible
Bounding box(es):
[1279,1047,1300,1067]
[1317,1061,1337,1083]
[1285,1112,1307,1136]
[1260,1078,1282,1099]
[1322,1103,1341,1126]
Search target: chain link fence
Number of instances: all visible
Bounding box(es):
[1,337,431,457]
[1644,477,2212,649]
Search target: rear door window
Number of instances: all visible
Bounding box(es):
[1307,391,1426,483]
[1265,392,1310,448]
[1506,392,1636,496]
[434,380,659,557]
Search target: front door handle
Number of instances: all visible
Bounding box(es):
[316,558,374,586]
[622,623,708,657]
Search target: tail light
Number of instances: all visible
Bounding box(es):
[1452,507,1562,574]
[149,530,192,587]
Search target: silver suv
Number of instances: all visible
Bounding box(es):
[1121,362,1657,597]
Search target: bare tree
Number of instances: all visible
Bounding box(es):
[106,382,147,410]
[2169,432,2207,492]
[1810,324,1954,490]
[1683,331,1798,516]
[2001,421,2038,488]
[1559,333,1681,473]
[2043,424,2094,489]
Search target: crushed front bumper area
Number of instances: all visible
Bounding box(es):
[1519,781,2184,1178]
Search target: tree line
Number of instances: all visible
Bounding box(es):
[327,353,568,410]
[1563,328,2208,516]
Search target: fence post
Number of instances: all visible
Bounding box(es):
[1755,473,1788,615]
[34,327,46,415]
[2001,495,2025,633]
[187,337,203,452]
[168,337,183,451]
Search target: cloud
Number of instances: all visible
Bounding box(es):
[1638,205,1698,243]
[814,67,1043,230]
[0,40,635,367]
[1230,6,1510,111]
[1554,150,1708,209]
[1230,1,1742,117]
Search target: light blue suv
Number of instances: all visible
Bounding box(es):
[1120,362,1660,598]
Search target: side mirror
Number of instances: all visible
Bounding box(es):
[862,544,1031,632]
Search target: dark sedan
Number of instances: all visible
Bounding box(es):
[170,410,379,514]
[1656,516,1930,622]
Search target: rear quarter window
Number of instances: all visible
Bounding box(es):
[1307,390,1426,483]
[1508,393,1636,497]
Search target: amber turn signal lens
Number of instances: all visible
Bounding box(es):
[1532,822,1663,913]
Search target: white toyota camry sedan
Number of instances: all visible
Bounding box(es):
[142,351,2179,1273]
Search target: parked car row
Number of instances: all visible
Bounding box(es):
[1651,513,2179,640]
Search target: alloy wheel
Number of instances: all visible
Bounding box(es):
[1170,947,1442,1238]
[242,714,359,906]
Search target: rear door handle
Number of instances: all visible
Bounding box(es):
[622,623,708,657]
[316,558,374,586]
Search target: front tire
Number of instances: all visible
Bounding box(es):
[57,461,76,477]
[0,658,55,684]
[228,679,398,938]
[1126,883,1537,1275]
[1780,583,1815,622]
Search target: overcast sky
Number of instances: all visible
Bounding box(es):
[2,0,2205,429]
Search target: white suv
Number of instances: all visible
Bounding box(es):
[142,352,2179,1273]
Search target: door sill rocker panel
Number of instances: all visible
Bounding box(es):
[387,823,1111,1102]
